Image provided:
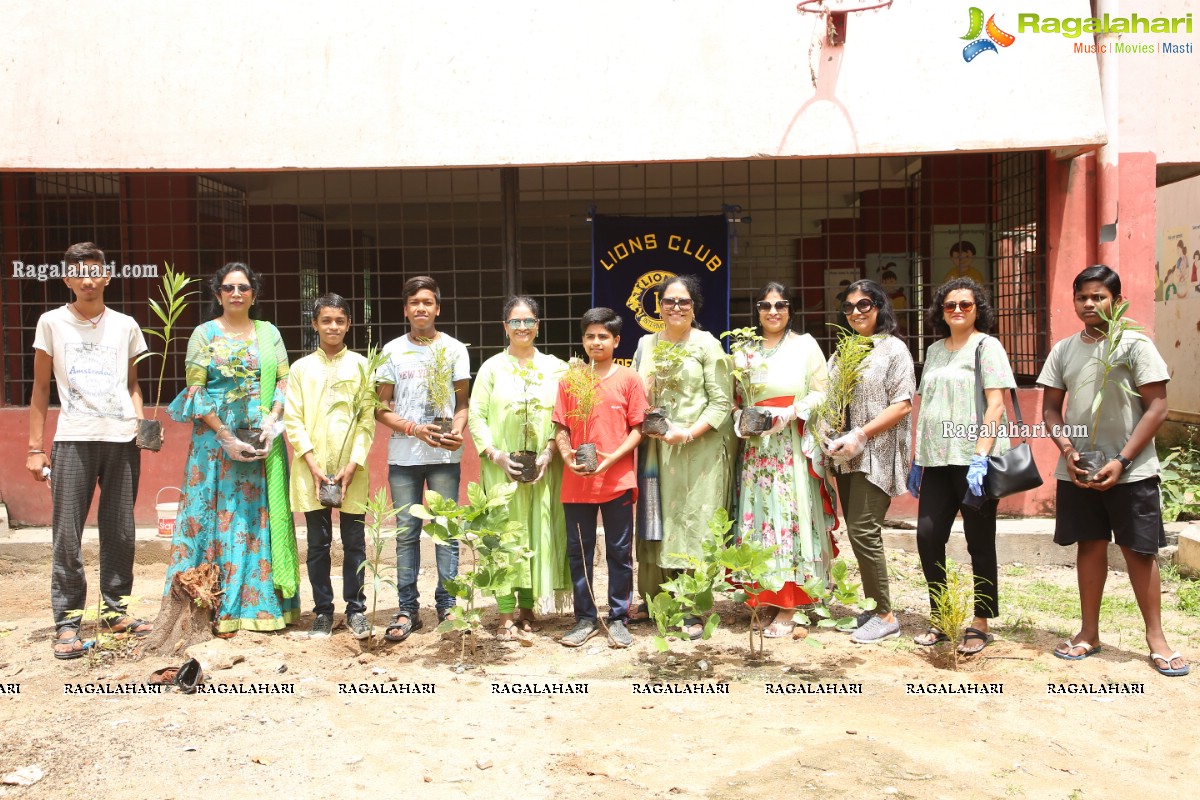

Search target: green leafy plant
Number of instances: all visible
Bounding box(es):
[1160,441,1199,523]
[133,262,197,449]
[812,327,873,442]
[721,327,767,406]
[646,339,687,412]
[925,558,974,671]
[1075,300,1143,477]
[648,509,874,658]
[210,337,258,425]
[357,487,404,650]
[414,336,465,423]
[322,347,389,501]
[411,481,533,663]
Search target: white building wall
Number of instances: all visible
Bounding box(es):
[1,0,1111,170]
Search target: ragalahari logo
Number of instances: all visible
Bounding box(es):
[961,7,1015,61]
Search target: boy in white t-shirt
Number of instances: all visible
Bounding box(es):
[26,242,153,660]
[374,276,471,642]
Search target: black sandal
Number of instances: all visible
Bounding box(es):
[384,613,422,642]
[627,603,651,626]
[52,627,86,660]
[174,658,203,693]
[683,616,704,641]
[958,627,995,655]
[109,616,153,637]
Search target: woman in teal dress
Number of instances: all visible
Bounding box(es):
[468,296,570,641]
[163,263,300,634]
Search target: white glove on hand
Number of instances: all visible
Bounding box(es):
[258,418,285,452]
[827,427,868,460]
[219,432,260,462]
[661,421,690,446]
[533,445,554,483]
[765,405,797,436]
[488,448,521,480]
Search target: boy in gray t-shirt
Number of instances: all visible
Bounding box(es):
[1039,265,1187,677]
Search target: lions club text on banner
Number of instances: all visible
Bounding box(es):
[591,214,730,363]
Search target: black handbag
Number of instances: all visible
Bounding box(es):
[973,338,1043,499]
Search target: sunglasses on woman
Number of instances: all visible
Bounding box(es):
[661,298,693,309]
[505,318,538,329]
[219,283,252,295]
[756,300,790,312]
[841,299,876,314]
[942,300,975,313]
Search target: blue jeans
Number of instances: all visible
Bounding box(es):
[388,463,461,615]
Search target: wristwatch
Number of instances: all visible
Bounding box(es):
[1114,454,1132,472]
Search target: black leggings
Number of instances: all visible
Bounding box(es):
[916,465,999,619]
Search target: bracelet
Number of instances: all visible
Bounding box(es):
[404,421,417,436]
[27,449,45,455]
[214,425,228,436]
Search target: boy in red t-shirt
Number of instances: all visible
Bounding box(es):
[553,308,647,649]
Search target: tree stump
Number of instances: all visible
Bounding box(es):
[141,564,222,656]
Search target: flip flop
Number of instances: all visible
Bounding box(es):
[683,616,704,641]
[762,619,796,639]
[627,604,651,626]
[1054,639,1101,661]
[1149,651,1190,677]
[109,616,153,637]
[958,626,995,655]
[516,613,543,633]
[914,627,950,647]
[496,621,533,647]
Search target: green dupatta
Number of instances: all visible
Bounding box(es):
[256,320,299,599]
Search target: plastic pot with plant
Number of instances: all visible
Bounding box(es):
[1074,300,1143,481]
[414,336,462,441]
[320,346,388,507]
[564,357,602,472]
[641,339,686,437]
[812,325,874,447]
[721,327,771,436]
[509,360,549,483]
[134,263,197,451]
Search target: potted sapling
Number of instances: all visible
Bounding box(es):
[812,326,873,449]
[321,346,388,507]
[134,262,197,451]
[415,336,461,441]
[641,339,686,436]
[1074,300,1143,481]
[563,356,602,472]
[210,338,264,458]
[722,327,771,436]
[509,360,549,483]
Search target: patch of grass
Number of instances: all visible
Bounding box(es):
[1005,564,1028,577]
[1002,580,1081,618]
[1176,579,1200,616]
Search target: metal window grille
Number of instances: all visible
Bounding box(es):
[1,157,1047,405]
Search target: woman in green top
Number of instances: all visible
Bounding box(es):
[633,275,735,639]
[468,296,570,641]
[909,278,1014,654]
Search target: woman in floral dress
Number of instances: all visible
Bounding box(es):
[733,282,836,638]
[163,263,300,634]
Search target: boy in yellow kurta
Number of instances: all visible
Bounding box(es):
[283,294,375,639]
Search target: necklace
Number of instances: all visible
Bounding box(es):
[762,332,788,357]
[1080,329,1104,343]
[70,303,105,328]
[218,318,254,338]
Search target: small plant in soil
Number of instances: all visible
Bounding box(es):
[413,336,466,437]
[924,558,974,671]
[1160,441,1200,523]
[812,326,874,446]
[320,346,388,507]
[509,360,551,482]
[133,262,198,451]
[649,509,875,658]
[1073,300,1143,480]
[210,337,264,457]
[358,487,403,649]
[412,481,532,664]
[65,593,144,667]
[563,357,602,472]
[642,339,687,436]
[721,327,771,436]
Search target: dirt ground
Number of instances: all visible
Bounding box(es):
[1,540,1198,800]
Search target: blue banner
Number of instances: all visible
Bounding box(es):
[591,214,730,364]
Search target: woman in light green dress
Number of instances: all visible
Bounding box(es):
[468,296,570,641]
[634,275,735,639]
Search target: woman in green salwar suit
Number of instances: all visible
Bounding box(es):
[633,275,735,639]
